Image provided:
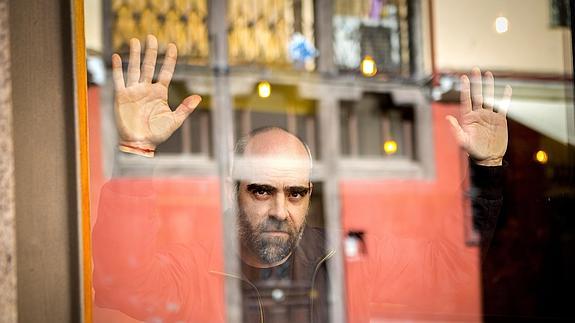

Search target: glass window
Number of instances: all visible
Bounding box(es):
[81,1,575,322]
[227,0,316,70]
[550,0,571,28]
[156,82,213,157]
[340,92,415,159]
[234,83,320,160]
[111,0,209,65]
[333,0,411,77]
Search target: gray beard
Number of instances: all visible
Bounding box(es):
[237,208,306,265]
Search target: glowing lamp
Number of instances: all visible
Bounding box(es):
[258,81,271,98]
[534,150,548,164]
[361,55,377,77]
[383,140,398,155]
[495,16,509,34]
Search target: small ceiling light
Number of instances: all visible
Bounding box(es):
[258,81,271,98]
[383,140,398,155]
[495,16,509,34]
[535,150,548,164]
[361,55,377,77]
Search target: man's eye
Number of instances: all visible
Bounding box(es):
[288,191,306,200]
[251,189,270,198]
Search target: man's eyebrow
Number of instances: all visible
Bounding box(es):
[246,183,277,192]
[285,186,310,195]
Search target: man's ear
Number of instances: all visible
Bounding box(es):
[309,181,313,196]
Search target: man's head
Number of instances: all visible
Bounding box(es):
[233,127,313,267]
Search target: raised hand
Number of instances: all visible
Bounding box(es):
[112,35,201,157]
[446,68,512,166]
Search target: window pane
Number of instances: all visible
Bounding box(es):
[228,0,316,70]
[111,0,209,65]
[82,1,575,322]
[333,0,410,77]
[340,93,415,159]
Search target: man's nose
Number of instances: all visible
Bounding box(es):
[269,194,289,221]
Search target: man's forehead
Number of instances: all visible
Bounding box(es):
[232,156,311,183]
[244,182,310,190]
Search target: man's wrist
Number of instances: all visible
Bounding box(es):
[119,142,156,157]
[473,157,503,167]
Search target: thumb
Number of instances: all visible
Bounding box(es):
[445,115,468,147]
[174,95,202,126]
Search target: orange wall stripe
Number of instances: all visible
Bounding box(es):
[72,0,93,322]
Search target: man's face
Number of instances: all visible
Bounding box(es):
[237,177,311,265]
[234,130,312,266]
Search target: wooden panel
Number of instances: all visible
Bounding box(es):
[9,0,81,322]
[0,0,17,322]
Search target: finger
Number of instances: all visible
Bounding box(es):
[471,67,483,110]
[111,53,125,91]
[484,71,495,110]
[446,115,469,148]
[140,35,158,83]
[173,95,202,126]
[158,43,177,87]
[460,75,472,114]
[126,38,141,86]
[498,85,512,116]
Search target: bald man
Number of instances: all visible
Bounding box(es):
[93,36,510,322]
[233,128,313,266]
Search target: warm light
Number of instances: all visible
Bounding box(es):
[258,81,271,98]
[535,150,548,164]
[495,16,509,33]
[361,55,377,77]
[383,140,398,155]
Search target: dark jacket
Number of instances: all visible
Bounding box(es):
[239,227,331,323]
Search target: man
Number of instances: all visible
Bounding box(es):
[93,35,511,322]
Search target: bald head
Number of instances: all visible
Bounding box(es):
[243,127,310,159]
[233,127,313,181]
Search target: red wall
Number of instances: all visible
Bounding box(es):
[341,103,481,322]
[88,87,224,322]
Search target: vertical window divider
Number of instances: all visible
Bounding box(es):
[402,113,414,159]
[200,109,210,156]
[381,109,391,156]
[240,107,251,137]
[181,118,192,154]
[306,114,317,158]
[349,103,359,157]
[287,104,297,134]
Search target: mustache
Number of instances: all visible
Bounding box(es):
[257,217,294,233]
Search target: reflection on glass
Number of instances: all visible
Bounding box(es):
[227,0,315,69]
[234,84,319,160]
[90,34,508,322]
[333,0,409,76]
[112,0,209,64]
[83,0,574,322]
[340,93,414,159]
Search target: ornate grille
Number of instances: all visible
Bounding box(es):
[227,0,315,68]
[111,0,209,65]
